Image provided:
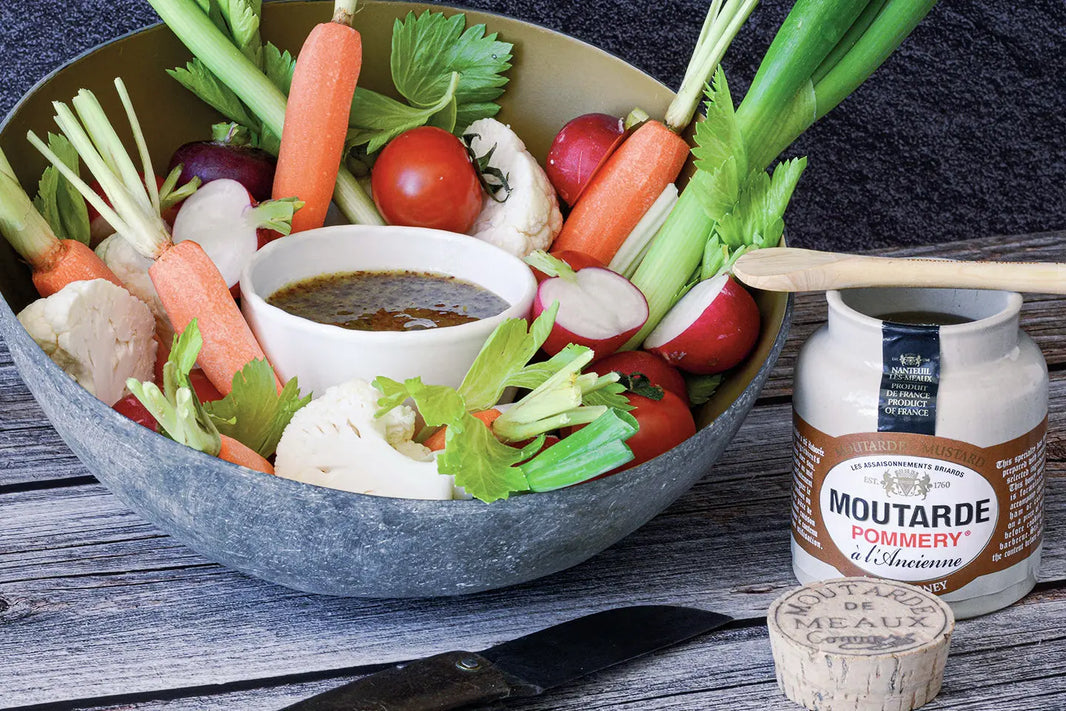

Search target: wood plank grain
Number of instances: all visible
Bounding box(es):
[0,403,1063,706]
[26,585,1066,710]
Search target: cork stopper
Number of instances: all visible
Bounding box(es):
[768,577,954,711]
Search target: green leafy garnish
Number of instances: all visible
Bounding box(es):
[32,133,90,244]
[390,10,513,129]
[126,321,221,455]
[686,374,724,406]
[204,359,311,458]
[456,302,558,411]
[347,72,461,153]
[372,308,634,503]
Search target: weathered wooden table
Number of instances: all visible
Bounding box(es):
[1,230,1063,710]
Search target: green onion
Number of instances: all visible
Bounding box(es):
[666,0,761,132]
[740,0,939,171]
[522,409,638,492]
[734,0,871,158]
[145,0,384,225]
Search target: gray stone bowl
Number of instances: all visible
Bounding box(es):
[0,1,793,597]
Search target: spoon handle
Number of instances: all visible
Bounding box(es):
[732,248,1066,294]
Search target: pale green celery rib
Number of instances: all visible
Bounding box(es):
[622,188,715,350]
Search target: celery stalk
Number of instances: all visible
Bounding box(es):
[622,188,714,349]
[522,410,638,492]
[0,148,61,267]
[146,0,384,225]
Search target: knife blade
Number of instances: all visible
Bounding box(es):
[282,605,732,711]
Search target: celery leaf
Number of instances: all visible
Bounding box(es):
[348,73,460,153]
[204,360,311,458]
[168,60,259,130]
[218,0,263,67]
[436,412,530,502]
[390,11,512,128]
[458,302,558,411]
[33,133,90,244]
[263,42,296,95]
[715,156,807,251]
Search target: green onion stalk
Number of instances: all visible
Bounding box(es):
[145,0,383,226]
[625,0,939,348]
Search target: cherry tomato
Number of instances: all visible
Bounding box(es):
[619,391,696,470]
[371,126,483,233]
[593,350,689,405]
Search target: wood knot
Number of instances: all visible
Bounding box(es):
[0,598,8,614]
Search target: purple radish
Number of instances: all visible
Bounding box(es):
[532,265,649,360]
[170,179,300,289]
[168,141,276,202]
[644,274,761,374]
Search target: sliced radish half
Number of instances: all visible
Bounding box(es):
[171,178,299,288]
[644,274,760,374]
[533,266,649,360]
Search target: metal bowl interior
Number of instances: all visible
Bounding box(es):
[0,0,792,597]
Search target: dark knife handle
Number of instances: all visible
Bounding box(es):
[281,651,531,711]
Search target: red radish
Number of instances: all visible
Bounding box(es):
[546,113,626,206]
[533,266,648,360]
[644,274,761,374]
[170,178,299,288]
[593,350,689,405]
[168,141,277,202]
[531,250,603,284]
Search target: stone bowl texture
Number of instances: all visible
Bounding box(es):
[0,1,792,597]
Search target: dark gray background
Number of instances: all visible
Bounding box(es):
[0,1,1063,251]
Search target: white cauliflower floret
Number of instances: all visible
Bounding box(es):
[465,118,563,257]
[95,233,175,343]
[17,278,157,406]
[274,379,455,500]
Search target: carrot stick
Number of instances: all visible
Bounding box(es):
[0,151,123,297]
[272,0,362,233]
[149,240,280,396]
[424,408,502,452]
[219,433,274,474]
[550,120,690,264]
[31,239,124,296]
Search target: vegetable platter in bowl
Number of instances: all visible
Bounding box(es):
[0,0,862,598]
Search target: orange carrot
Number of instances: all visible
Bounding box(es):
[0,153,123,297]
[219,434,274,474]
[149,240,280,396]
[550,120,689,264]
[424,409,503,452]
[272,0,362,233]
[31,238,124,297]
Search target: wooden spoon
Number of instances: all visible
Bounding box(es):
[732,247,1066,294]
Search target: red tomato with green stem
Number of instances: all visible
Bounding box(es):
[617,390,696,471]
[371,126,483,234]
